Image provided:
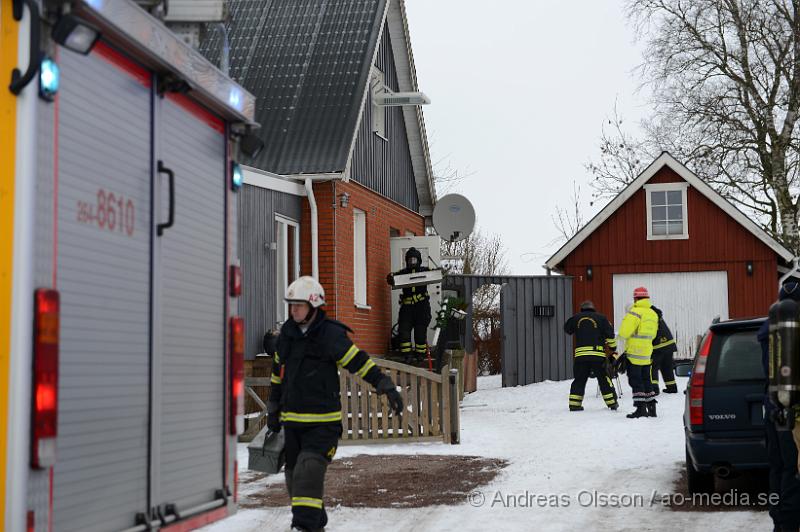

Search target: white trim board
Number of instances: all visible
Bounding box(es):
[242,166,306,196]
[545,152,793,270]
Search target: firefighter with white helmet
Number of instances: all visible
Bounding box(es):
[618,286,660,418]
[267,276,403,532]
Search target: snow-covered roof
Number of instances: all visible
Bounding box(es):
[545,152,794,271]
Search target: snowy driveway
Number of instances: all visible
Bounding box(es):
[202,375,771,532]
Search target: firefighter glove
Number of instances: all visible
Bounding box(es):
[386,273,395,286]
[376,376,404,416]
[266,400,282,433]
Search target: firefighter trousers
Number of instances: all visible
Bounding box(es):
[398,300,431,358]
[650,349,677,392]
[283,424,342,532]
[569,357,618,409]
[627,361,655,404]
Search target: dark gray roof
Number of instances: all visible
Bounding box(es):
[201,0,387,174]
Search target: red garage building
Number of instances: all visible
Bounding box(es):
[546,152,794,358]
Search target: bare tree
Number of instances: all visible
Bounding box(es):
[586,102,656,199]
[441,229,508,375]
[551,180,588,244]
[608,0,800,249]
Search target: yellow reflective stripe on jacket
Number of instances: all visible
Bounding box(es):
[274,353,280,364]
[653,339,676,350]
[270,374,282,385]
[292,497,323,509]
[337,344,359,367]
[356,359,376,378]
[574,350,605,357]
[280,411,343,423]
[402,293,429,304]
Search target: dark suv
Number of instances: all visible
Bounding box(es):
[682,317,768,494]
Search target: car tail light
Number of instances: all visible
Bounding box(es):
[229,264,241,297]
[27,511,34,532]
[690,331,713,426]
[229,317,244,435]
[32,289,59,469]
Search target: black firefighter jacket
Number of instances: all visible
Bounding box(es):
[268,310,384,426]
[563,310,617,358]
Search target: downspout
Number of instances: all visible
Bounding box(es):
[305,178,319,278]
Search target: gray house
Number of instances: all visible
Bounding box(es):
[201,0,437,359]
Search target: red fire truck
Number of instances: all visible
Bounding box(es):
[2,1,255,530]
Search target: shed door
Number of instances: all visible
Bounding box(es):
[53,46,152,532]
[612,271,729,359]
[151,94,227,515]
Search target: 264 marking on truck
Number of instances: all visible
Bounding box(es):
[76,189,136,236]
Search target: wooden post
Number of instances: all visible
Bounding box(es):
[449,368,460,444]
[441,364,451,444]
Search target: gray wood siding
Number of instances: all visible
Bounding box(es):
[351,28,419,211]
[238,184,303,359]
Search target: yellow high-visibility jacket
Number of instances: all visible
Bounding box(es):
[618,298,659,365]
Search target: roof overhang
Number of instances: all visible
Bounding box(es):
[76,0,257,126]
[545,152,794,271]
[387,0,436,216]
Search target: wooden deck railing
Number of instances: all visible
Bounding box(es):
[241,359,460,445]
[340,359,458,445]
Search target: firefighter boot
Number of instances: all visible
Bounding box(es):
[646,400,657,417]
[626,404,648,418]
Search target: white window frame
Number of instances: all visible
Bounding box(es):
[370,67,387,140]
[275,214,301,326]
[644,182,690,240]
[353,209,369,308]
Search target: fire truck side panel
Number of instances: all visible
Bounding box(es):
[152,93,226,514]
[51,46,153,532]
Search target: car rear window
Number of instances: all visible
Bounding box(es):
[707,329,764,384]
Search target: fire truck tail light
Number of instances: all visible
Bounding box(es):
[32,289,59,469]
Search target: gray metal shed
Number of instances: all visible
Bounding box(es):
[444,275,573,387]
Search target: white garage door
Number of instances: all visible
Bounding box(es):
[612,271,729,360]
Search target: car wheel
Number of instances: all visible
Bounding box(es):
[686,447,714,494]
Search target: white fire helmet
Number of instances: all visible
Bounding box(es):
[285,276,326,308]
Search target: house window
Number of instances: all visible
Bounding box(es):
[645,183,689,240]
[353,209,368,307]
[371,67,386,139]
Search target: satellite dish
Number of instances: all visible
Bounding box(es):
[432,194,475,242]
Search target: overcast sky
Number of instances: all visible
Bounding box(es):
[404,0,652,275]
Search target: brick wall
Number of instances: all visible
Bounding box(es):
[300,180,425,354]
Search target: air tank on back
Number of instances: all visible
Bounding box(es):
[769,296,800,429]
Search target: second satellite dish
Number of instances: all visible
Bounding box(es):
[432,194,475,242]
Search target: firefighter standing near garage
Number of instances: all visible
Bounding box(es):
[650,305,678,395]
[563,301,619,411]
[387,247,432,362]
[266,276,404,532]
[618,286,660,418]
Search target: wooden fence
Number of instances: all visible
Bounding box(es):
[241,359,460,445]
[340,359,458,445]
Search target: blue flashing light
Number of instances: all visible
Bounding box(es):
[231,162,244,191]
[228,87,242,111]
[39,57,60,101]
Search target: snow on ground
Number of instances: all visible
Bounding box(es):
[202,375,770,532]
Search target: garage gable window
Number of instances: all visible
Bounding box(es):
[645,183,689,240]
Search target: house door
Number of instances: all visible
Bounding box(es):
[612,271,729,359]
[275,215,300,326]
